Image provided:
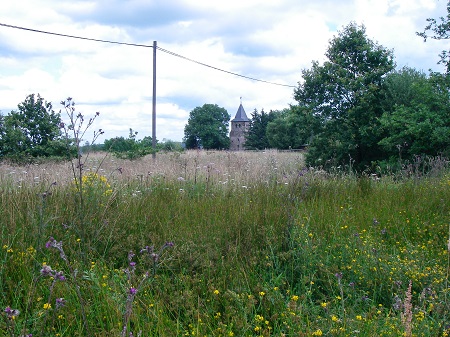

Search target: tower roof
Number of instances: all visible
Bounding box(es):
[231,103,250,122]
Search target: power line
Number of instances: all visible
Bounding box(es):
[157,47,296,88]
[0,22,297,88]
[0,22,152,48]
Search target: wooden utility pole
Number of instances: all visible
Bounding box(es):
[152,40,157,159]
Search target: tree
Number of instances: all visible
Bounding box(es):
[294,23,395,170]
[417,1,450,73]
[104,129,156,160]
[265,106,321,150]
[184,104,230,149]
[378,68,450,162]
[1,94,64,159]
[244,109,277,150]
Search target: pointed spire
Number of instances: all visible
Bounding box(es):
[231,98,250,122]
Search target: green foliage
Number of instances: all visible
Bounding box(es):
[417,1,450,73]
[378,68,450,163]
[183,104,230,149]
[294,23,395,171]
[266,106,320,150]
[104,129,156,160]
[244,109,277,150]
[158,139,184,152]
[0,94,66,161]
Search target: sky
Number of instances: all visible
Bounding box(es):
[0,0,447,143]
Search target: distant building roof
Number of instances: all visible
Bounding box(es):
[231,103,250,122]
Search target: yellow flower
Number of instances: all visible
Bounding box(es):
[312,329,323,336]
[291,295,299,301]
[43,303,51,310]
[213,289,219,295]
[320,302,328,308]
[356,315,362,320]
[255,314,264,322]
[259,291,265,296]
[331,315,339,322]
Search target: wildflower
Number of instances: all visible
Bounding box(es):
[259,291,265,296]
[4,306,20,319]
[255,314,264,322]
[312,329,323,336]
[43,303,51,310]
[356,315,362,320]
[55,298,66,309]
[213,289,220,295]
[129,287,137,295]
[320,302,328,308]
[54,271,66,281]
[40,264,53,276]
[291,295,299,301]
[331,315,339,322]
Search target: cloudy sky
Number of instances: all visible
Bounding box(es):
[0,0,447,143]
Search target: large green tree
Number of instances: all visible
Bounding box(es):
[1,94,65,159]
[184,104,230,149]
[294,23,395,170]
[378,68,450,161]
[244,109,277,150]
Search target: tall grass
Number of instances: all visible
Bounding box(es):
[1,151,449,336]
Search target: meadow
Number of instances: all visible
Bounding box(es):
[1,150,449,337]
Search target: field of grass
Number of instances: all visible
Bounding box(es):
[1,150,449,337]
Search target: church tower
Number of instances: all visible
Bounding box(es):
[229,100,250,151]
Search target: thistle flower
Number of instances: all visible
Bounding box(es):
[40,264,53,276]
[4,306,20,319]
[55,298,66,309]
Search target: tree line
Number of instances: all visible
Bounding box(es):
[1,11,449,172]
[184,19,450,172]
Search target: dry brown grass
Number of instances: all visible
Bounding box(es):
[0,150,305,187]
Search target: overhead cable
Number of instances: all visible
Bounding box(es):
[0,22,296,88]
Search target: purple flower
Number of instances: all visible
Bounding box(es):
[45,237,55,249]
[335,272,343,281]
[55,298,66,309]
[4,306,20,318]
[140,246,154,254]
[40,265,53,276]
[164,241,174,248]
[150,253,159,263]
[54,271,66,281]
[129,287,137,295]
